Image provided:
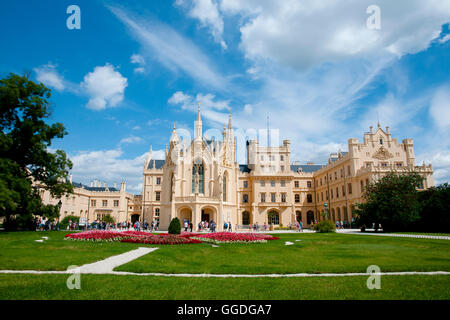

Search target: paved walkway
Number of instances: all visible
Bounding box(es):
[77,247,158,273]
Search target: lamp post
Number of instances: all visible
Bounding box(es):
[324,202,328,220]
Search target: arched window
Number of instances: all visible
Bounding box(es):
[268,210,279,225]
[296,211,302,222]
[295,194,300,203]
[242,211,250,225]
[192,163,204,194]
[307,211,314,224]
[223,173,227,202]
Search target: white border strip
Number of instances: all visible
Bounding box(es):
[0,270,449,278]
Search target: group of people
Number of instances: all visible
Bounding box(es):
[194,220,224,232]
[33,217,59,231]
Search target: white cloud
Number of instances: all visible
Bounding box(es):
[70,147,165,194]
[243,104,252,115]
[81,64,128,110]
[176,0,227,49]
[120,136,143,144]
[130,53,146,74]
[220,0,450,70]
[34,64,66,91]
[417,151,450,185]
[133,67,145,74]
[130,53,145,65]
[168,91,231,126]
[439,34,450,44]
[429,84,450,130]
[108,5,227,90]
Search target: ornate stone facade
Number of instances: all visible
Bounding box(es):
[142,112,434,231]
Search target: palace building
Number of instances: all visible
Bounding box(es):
[38,178,136,223]
[141,108,434,231]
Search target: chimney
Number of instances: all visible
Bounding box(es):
[120,182,126,193]
[90,181,93,187]
[113,183,117,189]
[103,182,106,187]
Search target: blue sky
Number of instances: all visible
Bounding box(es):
[1,0,449,193]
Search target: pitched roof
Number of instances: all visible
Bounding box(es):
[290,164,324,173]
[146,159,165,170]
[71,182,119,192]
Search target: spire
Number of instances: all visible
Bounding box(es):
[195,101,203,139]
[144,145,153,168]
[197,102,202,122]
[228,112,232,130]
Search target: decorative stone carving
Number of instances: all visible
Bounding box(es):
[372,146,393,160]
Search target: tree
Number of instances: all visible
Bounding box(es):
[415,183,450,233]
[354,173,423,232]
[0,73,73,230]
[168,217,181,234]
[101,214,115,224]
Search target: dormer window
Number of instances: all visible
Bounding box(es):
[380,138,383,145]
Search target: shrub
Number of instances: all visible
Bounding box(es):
[168,217,181,234]
[313,220,336,233]
[101,214,115,224]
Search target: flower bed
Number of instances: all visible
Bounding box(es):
[65,231,279,245]
[64,230,126,242]
[192,232,280,244]
[65,230,201,245]
[122,234,202,245]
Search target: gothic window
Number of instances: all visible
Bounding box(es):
[223,174,227,201]
[192,163,205,194]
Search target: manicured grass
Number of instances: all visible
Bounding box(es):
[115,233,450,274]
[0,231,145,270]
[392,232,450,236]
[0,274,449,300]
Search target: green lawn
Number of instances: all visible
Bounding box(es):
[0,231,449,300]
[0,274,449,300]
[0,231,142,270]
[115,233,450,274]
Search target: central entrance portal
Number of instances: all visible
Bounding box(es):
[201,208,215,223]
[201,210,210,222]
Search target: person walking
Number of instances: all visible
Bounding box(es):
[228,221,232,232]
[184,220,188,232]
